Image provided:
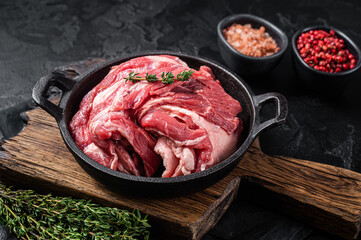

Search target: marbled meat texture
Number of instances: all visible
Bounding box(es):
[70,55,242,177]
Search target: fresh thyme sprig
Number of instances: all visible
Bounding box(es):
[0,185,150,240]
[124,70,194,84]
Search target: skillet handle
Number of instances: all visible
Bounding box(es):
[32,74,76,121]
[251,92,288,137]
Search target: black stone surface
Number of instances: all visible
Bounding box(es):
[1,0,361,239]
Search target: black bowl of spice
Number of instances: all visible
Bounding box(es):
[291,26,361,94]
[217,14,288,78]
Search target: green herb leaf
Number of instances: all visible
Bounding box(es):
[0,185,151,240]
[124,70,194,84]
[177,70,195,81]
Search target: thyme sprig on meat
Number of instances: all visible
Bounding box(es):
[124,70,194,84]
[0,185,150,240]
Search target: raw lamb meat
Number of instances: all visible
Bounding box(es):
[70,55,242,177]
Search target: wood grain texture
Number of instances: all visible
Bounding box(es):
[0,108,239,240]
[1,107,361,239]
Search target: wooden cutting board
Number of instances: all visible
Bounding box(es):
[1,107,361,240]
[1,61,361,239]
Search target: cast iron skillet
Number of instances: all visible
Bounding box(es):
[32,51,288,196]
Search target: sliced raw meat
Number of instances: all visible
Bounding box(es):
[89,111,160,177]
[70,55,242,178]
[142,105,239,173]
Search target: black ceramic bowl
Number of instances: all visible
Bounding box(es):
[217,14,288,77]
[32,51,287,196]
[291,26,361,93]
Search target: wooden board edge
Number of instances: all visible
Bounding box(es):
[190,177,241,240]
[0,149,11,160]
[239,176,361,240]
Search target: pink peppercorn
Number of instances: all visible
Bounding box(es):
[297,29,356,73]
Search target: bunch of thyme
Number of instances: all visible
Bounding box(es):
[0,185,150,240]
[124,70,194,84]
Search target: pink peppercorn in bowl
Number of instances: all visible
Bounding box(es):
[291,26,361,94]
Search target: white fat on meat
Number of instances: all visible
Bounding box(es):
[154,137,178,177]
[145,56,188,68]
[84,143,120,169]
[155,105,238,176]
[84,143,108,163]
[172,146,196,176]
[92,81,122,108]
[154,137,196,177]
[92,80,150,109]
[84,143,132,174]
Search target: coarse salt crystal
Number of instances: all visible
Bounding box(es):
[223,23,280,57]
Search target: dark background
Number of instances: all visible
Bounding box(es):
[1,0,361,239]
